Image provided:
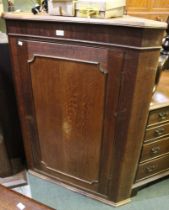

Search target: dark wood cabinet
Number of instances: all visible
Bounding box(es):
[3,13,166,206]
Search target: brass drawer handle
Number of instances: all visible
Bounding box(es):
[154,128,165,136]
[158,112,169,121]
[145,164,157,173]
[151,146,160,155]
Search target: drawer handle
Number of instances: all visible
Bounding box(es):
[145,164,157,173]
[158,112,169,121]
[151,146,160,155]
[154,128,165,136]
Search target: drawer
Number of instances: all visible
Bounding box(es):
[140,137,169,162]
[147,107,169,127]
[144,123,169,142]
[136,154,169,181]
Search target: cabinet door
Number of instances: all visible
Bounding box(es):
[10,39,124,192]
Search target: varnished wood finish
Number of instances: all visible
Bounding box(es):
[140,137,169,162]
[151,71,169,108]
[135,72,169,187]
[147,107,169,127]
[136,154,169,181]
[0,171,27,188]
[0,184,54,210]
[133,170,169,188]
[2,13,167,28]
[145,122,169,142]
[31,56,105,185]
[4,13,166,205]
[126,0,169,21]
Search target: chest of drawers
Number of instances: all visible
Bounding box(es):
[135,72,169,185]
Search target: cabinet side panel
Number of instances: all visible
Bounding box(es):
[109,49,161,202]
[7,37,35,168]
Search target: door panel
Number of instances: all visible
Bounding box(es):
[29,56,105,184]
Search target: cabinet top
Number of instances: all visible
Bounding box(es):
[2,12,167,29]
[150,72,169,110]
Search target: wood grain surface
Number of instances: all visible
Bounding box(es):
[0,184,54,210]
[4,14,166,205]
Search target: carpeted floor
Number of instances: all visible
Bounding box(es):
[27,173,169,210]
